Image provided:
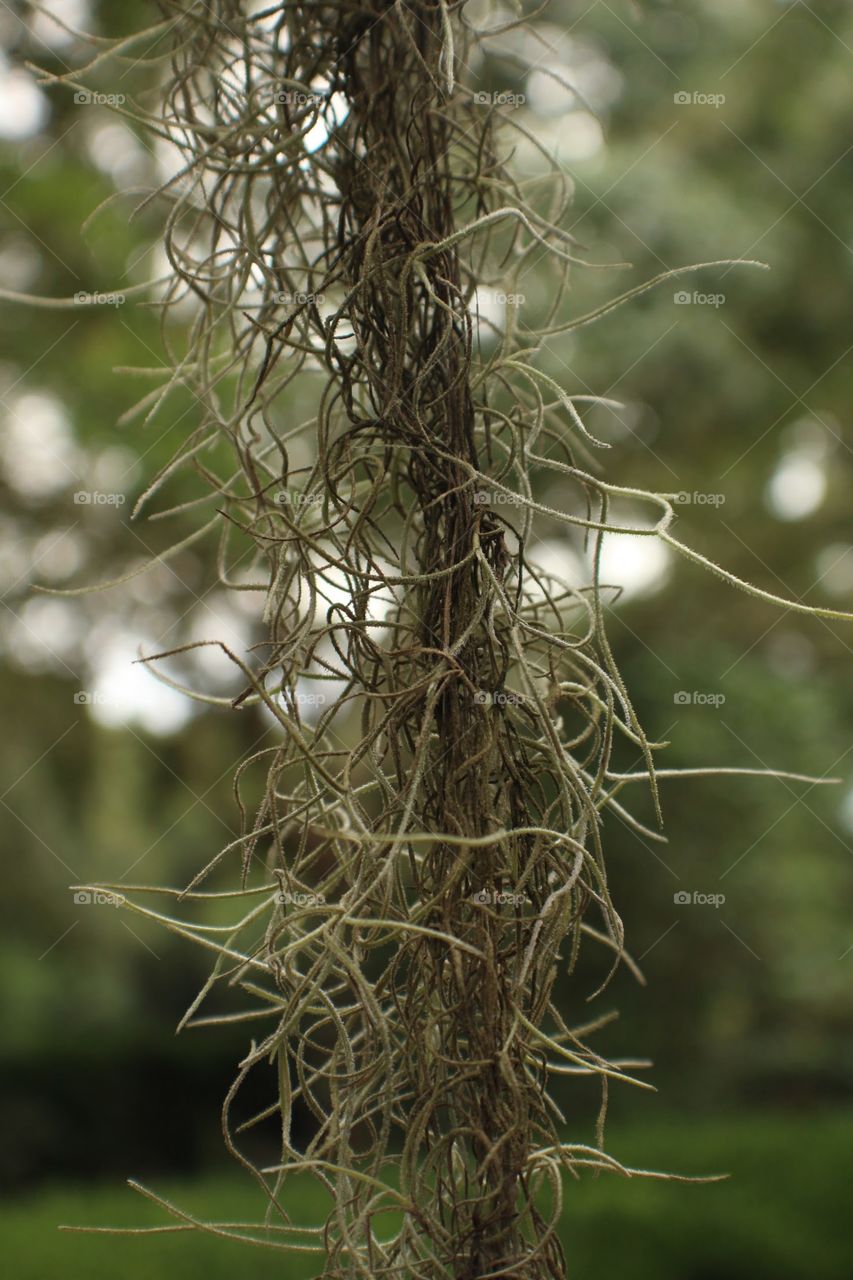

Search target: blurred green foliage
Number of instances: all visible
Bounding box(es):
[4,1111,853,1280]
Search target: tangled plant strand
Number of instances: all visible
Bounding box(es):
[25,2,853,1277]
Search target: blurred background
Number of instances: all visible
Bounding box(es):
[1,1,852,1276]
